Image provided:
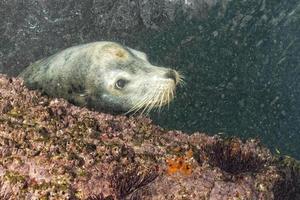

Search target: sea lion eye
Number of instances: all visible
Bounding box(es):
[115,79,128,89]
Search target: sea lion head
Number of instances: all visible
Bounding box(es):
[86,43,183,114]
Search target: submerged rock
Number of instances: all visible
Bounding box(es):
[0,73,299,199]
[0,0,226,76]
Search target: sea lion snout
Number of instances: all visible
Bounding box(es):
[164,69,179,85]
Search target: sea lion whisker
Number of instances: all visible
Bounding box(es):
[158,87,165,112]
[148,86,162,114]
[140,95,155,115]
[155,86,163,103]
[129,86,156,114]
[167,86,171,109]
[164,86,170,104]
[150,89,160,113]
[139,90,157,115]
[149,84,163,113]
[125,98,141,114]
[164,86,170,106]
[171,86,174,100]
[144,88,159,114]
[160,85,169,111]
[177,71,185,86]
[141,100,151,115]
[133,101,147,115]
[130,94,152,115]
[126,95,147,114]
[179,78,186,86]
[126,93,149,114]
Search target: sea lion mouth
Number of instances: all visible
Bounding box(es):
[126,70,184,115]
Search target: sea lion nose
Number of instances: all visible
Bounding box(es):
[164,70,178,84]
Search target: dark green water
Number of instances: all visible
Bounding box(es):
[139,1,300,159]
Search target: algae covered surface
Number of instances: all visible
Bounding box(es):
[0,74,299,199]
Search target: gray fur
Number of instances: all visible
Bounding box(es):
[19,41,179,113]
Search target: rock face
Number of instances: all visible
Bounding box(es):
[0,0,225,76]
[0,74,299,199]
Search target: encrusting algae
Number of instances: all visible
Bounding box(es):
[0,74,299,199]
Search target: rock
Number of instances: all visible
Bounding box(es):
[0,0,225,76]
[0,74,299,199]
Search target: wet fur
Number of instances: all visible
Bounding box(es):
[19,42,182,114]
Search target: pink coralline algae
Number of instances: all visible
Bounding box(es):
[0,74,299,200]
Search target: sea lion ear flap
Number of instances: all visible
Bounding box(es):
[101,43,129,60]
[127,47,148,61]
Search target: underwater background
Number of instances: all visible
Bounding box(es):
[147,1,300,159]
[0,0,299,159]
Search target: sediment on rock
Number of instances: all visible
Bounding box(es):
[0,74,299,199]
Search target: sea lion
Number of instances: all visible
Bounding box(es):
[19,41,183,114]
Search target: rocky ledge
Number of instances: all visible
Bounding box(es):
[0,74,299,200]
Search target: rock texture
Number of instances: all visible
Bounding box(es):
[0,74,299,199]
[0,0,226,76]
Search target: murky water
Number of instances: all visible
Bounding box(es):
[144,1,300,159]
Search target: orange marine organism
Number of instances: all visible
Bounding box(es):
[166,149,194,176]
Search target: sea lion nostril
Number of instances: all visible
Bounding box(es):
[164,70,177,83]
